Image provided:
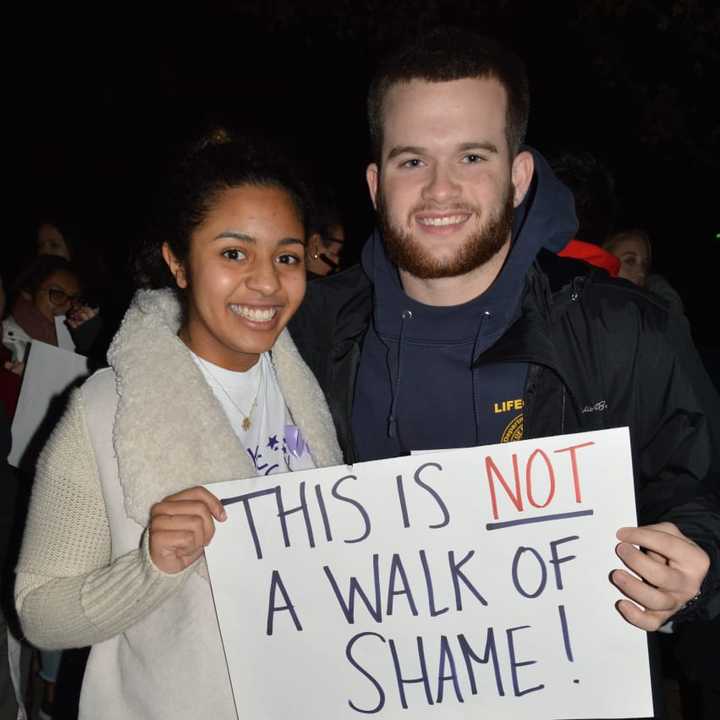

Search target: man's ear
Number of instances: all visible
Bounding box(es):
[366,163,379,209]
[161,243,188,289]
[511,150,534,208]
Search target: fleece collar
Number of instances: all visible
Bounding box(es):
[108,289,342,528]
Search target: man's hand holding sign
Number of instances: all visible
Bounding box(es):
[613,523,709,631]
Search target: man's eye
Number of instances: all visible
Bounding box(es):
[222,248,246,261]
[463,154,486,163]
[401,158,424,168]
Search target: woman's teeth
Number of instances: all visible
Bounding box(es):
[229,305,278,322]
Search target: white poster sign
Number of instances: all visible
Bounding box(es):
[205,427,653,720]
[9,340,89,468]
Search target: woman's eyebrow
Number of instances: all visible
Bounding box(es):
[214,232,304,247]
[214,231,254,243]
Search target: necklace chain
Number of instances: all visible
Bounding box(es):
[198,356,264,432]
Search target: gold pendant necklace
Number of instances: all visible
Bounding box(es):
[197,356,264,432]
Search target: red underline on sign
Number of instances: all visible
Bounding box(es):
[486,509,595,530]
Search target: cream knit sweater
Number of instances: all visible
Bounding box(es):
[15,289,343,720]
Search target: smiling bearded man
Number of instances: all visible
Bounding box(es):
[378,181,514,279]
[289,29,720,690]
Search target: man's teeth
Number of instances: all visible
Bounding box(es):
[417,214,468,227]
[229,305,277,322]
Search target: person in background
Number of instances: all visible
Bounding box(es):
[2,256,100,376]
[0,275,22,419]
[599,225,720,443]
[533,149,622,290]
[305,198,345,279]
[36,221,73,261]
[0,394,21,719]
[550,149,618,246]
[1,257,88,719]
[603,227,651,286]
[33,216,108,357]
[14,138,341,720]
[603,227,685,315]
[2,256,83,372]
[1,273,32,718]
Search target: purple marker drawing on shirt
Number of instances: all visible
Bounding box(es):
[284,425,309,458]
[246,446,279,476]
[246,427,310,475]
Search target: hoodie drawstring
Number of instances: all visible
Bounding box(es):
[471,310,492,445]
[387,309,413,439]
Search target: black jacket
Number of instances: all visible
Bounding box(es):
[290,261,720,621]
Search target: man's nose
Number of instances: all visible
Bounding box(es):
[422,165,461,204]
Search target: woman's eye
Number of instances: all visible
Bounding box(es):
[277,253,302,265]
[222,248,246,261]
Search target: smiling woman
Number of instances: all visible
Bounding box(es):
[14,138,342,719]
[164,184,307,372]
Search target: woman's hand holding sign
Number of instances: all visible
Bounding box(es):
[612,522,709,630]
[149,486,227,574]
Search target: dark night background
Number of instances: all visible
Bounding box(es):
[14,1,720,347]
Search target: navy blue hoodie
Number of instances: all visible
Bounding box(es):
[352,149,578,461]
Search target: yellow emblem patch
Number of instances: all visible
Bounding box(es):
[501,413,524,443]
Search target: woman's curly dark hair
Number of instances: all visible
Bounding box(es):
[133,134,310,291]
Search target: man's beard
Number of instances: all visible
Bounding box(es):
[378,184,515,280]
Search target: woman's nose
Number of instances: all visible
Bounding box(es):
[246,258,281,295]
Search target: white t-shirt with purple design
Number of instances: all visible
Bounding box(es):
[191,351,315,475]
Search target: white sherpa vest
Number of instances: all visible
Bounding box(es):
[75,289,342,720]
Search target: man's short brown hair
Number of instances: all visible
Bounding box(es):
[367,28,530,163]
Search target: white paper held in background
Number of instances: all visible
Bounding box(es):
[9,340,89,468]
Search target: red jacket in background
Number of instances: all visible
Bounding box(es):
[0,344,21,420]
[558,239,620,276]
